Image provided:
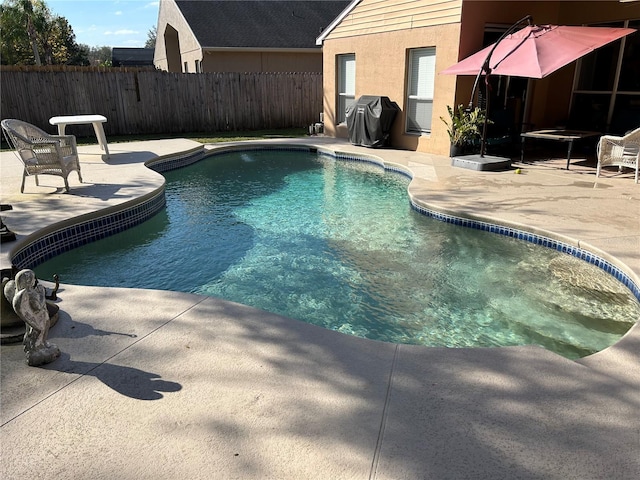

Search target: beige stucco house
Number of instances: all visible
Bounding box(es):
[318,0,639,156]
[154,0,349,73]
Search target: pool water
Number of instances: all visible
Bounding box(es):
[35,150,639,359]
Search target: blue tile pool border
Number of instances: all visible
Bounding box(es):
[9,143,640,304]
[147,149,206,173]
[408,202,640,303]
[11,190,166,271]
[10,148,209,271]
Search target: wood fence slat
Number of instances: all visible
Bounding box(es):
[0,67,321,135]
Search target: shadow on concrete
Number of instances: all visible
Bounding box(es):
[175,296,640,479]
[51,310,138,340]
[66,182,138,201]
[100,150,159,165]
[44,352,182,400]
[2,139,639,478]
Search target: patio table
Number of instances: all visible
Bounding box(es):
[49,115,110,158]
[520,129,600,169]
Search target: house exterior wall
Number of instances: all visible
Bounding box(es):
[154,0,202,72]
[322,0,463,155]
[155,0,324,73]
[322,0,639,154]
[202,51,322,73]
[328,0,462,38]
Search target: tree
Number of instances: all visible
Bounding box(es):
[43,15,88,65]
[86,45,112,67]
[67,41,90,66]
[0,0,87,65]
[21,0,42,64]
[0,0,41,64]
[145,25,157,49]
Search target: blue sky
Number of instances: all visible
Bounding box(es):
[47,1,160,48]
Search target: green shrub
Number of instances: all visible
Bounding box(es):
[440,105,490,147]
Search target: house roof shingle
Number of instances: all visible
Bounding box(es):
[112,48,155,67]
[175,0,350,49]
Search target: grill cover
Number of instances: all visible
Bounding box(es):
[345,96,399,148]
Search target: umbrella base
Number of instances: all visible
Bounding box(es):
[451,154,512,172]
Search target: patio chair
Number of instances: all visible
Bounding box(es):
[596,127,640,183]
[1,118,83,193]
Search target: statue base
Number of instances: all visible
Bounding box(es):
[25,342,61,366]
[1,302,60,345]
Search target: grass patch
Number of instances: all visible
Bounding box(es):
[80,128,308,145]
[1,128,308,150]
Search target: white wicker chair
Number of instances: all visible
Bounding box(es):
[1,118,83,193]
[596,127,640,184]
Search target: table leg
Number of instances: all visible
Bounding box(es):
[566,140,573,170]
[91,122,110,158]
[56,124,67,136]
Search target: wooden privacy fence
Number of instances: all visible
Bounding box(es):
[0,67,323,136]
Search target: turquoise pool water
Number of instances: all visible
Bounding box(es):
[35,150,639,359]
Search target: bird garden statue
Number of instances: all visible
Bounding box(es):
[3,269,61,366]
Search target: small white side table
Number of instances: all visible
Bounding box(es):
[49,115,110,158]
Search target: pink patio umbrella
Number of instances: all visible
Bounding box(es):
[440,16,635,157]
[441,23,635,79]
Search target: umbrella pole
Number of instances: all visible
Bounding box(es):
[468,14,533,157]
[468,14,533,108]
[480,77,490,157]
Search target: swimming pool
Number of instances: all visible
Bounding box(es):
[34,148,640,359]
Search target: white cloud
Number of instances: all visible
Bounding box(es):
[121,39,145,47]
[104,29,139,36]
[115,11,123,16]
[74,24,98,35]
[145,2,159,8]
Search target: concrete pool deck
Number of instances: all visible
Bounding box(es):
[1,137,639,479]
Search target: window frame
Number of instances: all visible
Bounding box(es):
[570,19,639,133]
[336,54,356,125]
[406,47,436,135]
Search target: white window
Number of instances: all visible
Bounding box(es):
[337,54,355,124]
[195,60,201,73]
[406,48,436,134]
[183,61,189,73]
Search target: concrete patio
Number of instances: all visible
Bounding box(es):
[1,136,639,479]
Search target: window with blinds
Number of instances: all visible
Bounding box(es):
[406,48,436,134]
[337,54,356,124]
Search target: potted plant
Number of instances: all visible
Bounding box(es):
[440,104,490,157]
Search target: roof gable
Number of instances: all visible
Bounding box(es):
[316,0,360,45]
[176,0,350,49]
[316,0,462,44]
